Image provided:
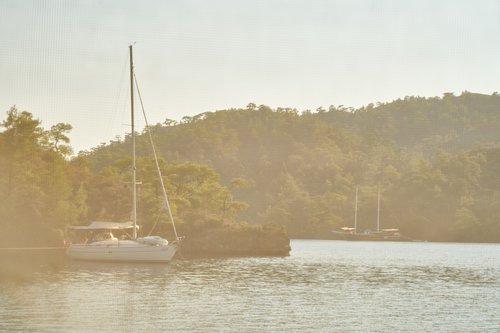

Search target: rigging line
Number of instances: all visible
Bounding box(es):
[147,205,165,237]
[133,73,180,240]
[108,50,130,142]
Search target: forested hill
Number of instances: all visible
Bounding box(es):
[318,92,500,155]
[83,92,500,242]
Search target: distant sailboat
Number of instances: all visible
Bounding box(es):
[334,188,405,241]
[66,45,180,262]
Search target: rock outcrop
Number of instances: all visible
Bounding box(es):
[178,223,291,257]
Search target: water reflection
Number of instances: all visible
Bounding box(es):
[0,240,499,332]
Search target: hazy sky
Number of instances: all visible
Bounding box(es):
[1,0,499,153]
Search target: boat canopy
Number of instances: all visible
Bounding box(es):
[341,227,356,231]
[68,221,139,230]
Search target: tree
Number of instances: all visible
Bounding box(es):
[44,123,73,156]
[0,107,80,245]
[0,107,45,224]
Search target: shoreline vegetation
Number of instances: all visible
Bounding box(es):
[2,91,500,268]
[0,220,290,277]
[178,222,291,257]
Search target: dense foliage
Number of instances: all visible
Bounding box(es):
[0,106,248,245]
[0,107,76,245]
[2,91,500,243]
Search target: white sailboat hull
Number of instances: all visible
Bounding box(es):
[66,240,178,263]
[66,46,181,264]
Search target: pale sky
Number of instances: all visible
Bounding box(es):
[1,0,499,153]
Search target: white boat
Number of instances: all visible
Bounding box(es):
[66,221,178,262]
[66,46,180,262]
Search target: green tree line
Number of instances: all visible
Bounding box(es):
[3,91,500,243]
[0,107,247,245]
[87,92,500,242]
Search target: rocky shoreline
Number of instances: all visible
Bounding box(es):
[0,221,291,278]
[177,223,291,257]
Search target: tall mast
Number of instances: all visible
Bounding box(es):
[354,186,358,233]
[377,190,380,232]
[130,44,137,240]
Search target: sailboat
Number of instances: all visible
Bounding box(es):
[334,188,405,241]
[66,45,180,262]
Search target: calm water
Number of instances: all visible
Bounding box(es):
[1,240,499,332]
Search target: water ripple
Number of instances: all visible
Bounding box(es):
[1,240,499,332]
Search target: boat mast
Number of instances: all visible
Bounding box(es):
[130,44,137,240]
[354,186,358,233]
[377,190,380,232]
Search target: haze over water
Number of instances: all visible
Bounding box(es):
[1,240,499,332]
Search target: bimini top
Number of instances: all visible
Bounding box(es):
[68,221,139,230]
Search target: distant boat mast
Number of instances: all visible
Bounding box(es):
[354,186,358,233]
[377,190,381,233]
